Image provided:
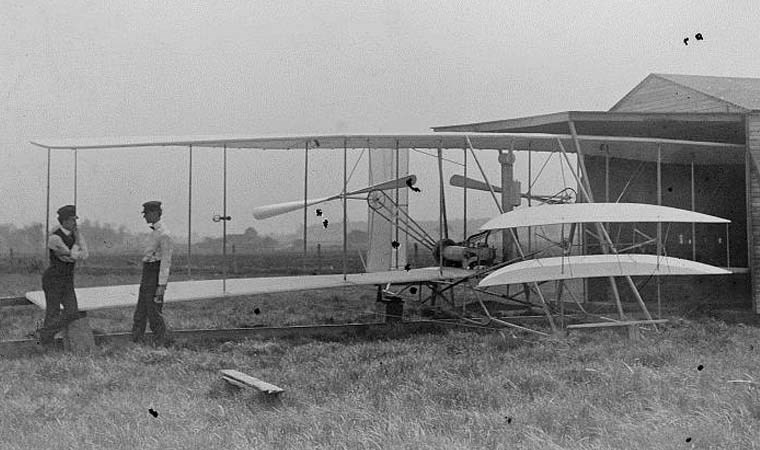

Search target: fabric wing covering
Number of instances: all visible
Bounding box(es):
[478,254,731,287]
[26,267,471,311]
[480,203,729,230]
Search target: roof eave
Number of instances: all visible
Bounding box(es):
[432,111,572,132]
[433,110,745,133]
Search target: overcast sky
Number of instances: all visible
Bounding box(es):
[2,1,758,240]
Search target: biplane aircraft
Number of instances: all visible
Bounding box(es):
[24,132,741,335]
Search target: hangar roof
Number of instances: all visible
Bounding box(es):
[433,110,745,145]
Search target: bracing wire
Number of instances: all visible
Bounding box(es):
[344,148,366,191]
[529,152,555,190]
[559,150,567,192]
[615,160,647,203]
[410,147,464,167]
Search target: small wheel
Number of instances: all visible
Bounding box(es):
[367,190,387,212]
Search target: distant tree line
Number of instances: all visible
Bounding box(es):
[0,223,45,256]
[193,227,281,254]
[0,217,502,257]
[0,222,284,256]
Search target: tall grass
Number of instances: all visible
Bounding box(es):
[3,255,760,448]
[2,321,760,449]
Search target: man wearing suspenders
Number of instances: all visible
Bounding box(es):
[39,205,89,344]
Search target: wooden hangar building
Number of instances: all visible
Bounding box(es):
[435,73,760,313]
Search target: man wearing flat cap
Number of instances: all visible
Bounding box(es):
[132,200,173,345]
[39,204,89,344]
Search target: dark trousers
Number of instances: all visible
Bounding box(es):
[40,269,79,341]
[131,261,167,343]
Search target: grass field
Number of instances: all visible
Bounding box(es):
[2,253,760,448]
[0,252,410,341]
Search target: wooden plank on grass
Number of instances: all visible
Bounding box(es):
[221,369,284,394]
[0,296,32,307]
[566,319,668,329]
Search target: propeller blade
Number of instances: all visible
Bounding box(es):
[450,175,502,193]
[253,196,335,219]
[348,174,417,196]
[252,175,418,220]
[450,175,571,204]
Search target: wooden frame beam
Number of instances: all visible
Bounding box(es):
[433,111,744,133]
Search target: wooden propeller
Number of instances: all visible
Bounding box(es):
[253,175,417,219]
[449,175,573,204]
[449,174,503,193]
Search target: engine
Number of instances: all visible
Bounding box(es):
[432,231,496,269]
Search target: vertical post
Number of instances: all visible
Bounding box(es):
[394,139,400,270]
[726,225,731,268]
[45,148,51,256]
[657,144,662,318]
[604,146,610,259]
[463,147,468,240]
[73,149,78,206]
[578,155,587,304]
[437,146,448,240]
[526,147,532,304]
[303,142,309,270]
[498,149,516,262]
[691,158,696,260]
[222,144,228,293]
[605,146,610,203]
[499,147,517,300]
[437,147,444,272]
[343,139,347,280]
[745,142,754,313]
[527,147,532,254]
[188,145,193,278]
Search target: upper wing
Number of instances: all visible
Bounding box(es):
[25,267,472,311]
[480,203,730,230]
[30,132,744,164]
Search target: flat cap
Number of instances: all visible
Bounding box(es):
[57,205,78,220]
[142,200,162,212]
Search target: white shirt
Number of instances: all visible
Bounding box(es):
[142,220,173,285]
[48,226,89,263]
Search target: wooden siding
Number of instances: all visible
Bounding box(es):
[748,114,760,312]
[584,155,750,306]
[584,156,746,266]
[611,76,747,113]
